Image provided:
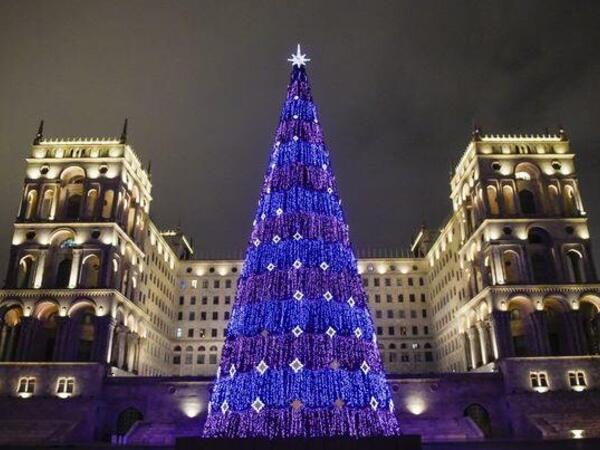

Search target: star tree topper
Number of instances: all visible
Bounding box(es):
[288,44,310,67]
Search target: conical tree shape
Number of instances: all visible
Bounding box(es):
[203,54,400,438]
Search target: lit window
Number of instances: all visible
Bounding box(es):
[17,377,35,398]
[530,371,549,393]
[56,377,75,398]
[568,370,587,392]
[176,327,183,338]
[191,279,197,288]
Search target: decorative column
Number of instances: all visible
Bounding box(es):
[68,249,82,289]
[33,250,47,289]
[14,316,40,361]
[477,323,489,365]
[468,327,480,369]
[529,310,551,356]
[126,331,139,373]
[0,321,8,361]
[564,309,586,355]
[462,332,472,370]
[92,315,116,363]
[116,326,128,369]
[491,310,513,358]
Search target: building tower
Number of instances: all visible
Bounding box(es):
[0,122,155,373]
[435,128,599,372]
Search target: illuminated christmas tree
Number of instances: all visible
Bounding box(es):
[203,46,400,438]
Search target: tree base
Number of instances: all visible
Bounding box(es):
[176,436,422,450]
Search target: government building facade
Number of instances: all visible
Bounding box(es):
[0,125,599,445]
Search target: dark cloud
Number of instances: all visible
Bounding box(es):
[1,0,600,270]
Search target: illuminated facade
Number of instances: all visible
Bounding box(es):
[0,126,599,444]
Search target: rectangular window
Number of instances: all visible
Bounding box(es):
[177,312,183,320]
[408,278,414,286]
[363,278,369,287]
[410,310,417,319]
[388,326,395,336]
[173,355,181,364]
[412,326,418,335]
[209,354,217,364]
[422,309,427,318]
[200,312,207,320]
[409,294,416,302]
[212,312,218,320]
[530,372,549,392]
[189,312,195,321]
[176,328,182,338]
[202,280,209,289]
[56,377,74,397]
[188,328,194,338]
[419,277,424,286]
[377,326,383,335]
[225,296,231,305]
[425,351,434,362]
[396,278,402,286]
[202,296,208,305]
[225,279,232,289]
[375,310,382,319]
[400,327,407,336]
[191,279,198,288]
[568,370,587,391]
[398,310,406,319]
[197,354,205,364]
[375,294,381,303]
[214,280,220,289]
[179,296,184,305]
[424,326,429,335]
[185,353,193,364]
[386,294,392,303]
[387,310,394,319]
[190,296,196,305]
[17,377,35,397]
[374,278,380,287]
[211,328,217,337]
[224,311,230,320]
[421,294,426,302]
[398,294,404,303]
[213,296,219,305]
[401,353,409,362]
[385,278,391,287]
[198,328,205,337]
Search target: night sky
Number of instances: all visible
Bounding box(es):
[1,1,600,271]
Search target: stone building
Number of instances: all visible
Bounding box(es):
[0,126,599,445]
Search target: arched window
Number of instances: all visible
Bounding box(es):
[464,404,492,438]
[566,250,585,283]
[528,228,555,283]
[116,407,143,437]
[509,301,529,357]
[209,345,218,365]
[515,163,541,215]
[24,189,38,220]
[197,345,206,364]
[32,302,59,361]
[73,306,96,361]
[55,257,72,288]
[0,306,24,361]
[85,189,98,218]
[80,254,100,288]
[184,345,193,365]
[40,188,56,220]
[17,255,35,288]
[486,186,499,216]
[101,189,114,219]
[519,189,536,214]
[502,251,521,284]
[564,185,579,216]
[580,301,600,355]
[502,185,516,215]
[60,167,85,220]
[548,185,561,215]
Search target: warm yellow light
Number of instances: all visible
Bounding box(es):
[405,396,426,415]
[181,400,202,418]
[571,429,584,439]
